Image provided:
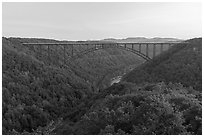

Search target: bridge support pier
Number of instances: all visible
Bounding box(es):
[48,45,50,65]
[153,44,156,58]
[169,43,173,49]
[167,43,170,50]
[55,45,58,53]
[132,44,134,50]
[63,45,66,64]
[146,44,149,57]
[139,44,141,53]
[160,43,163,53]
[71,44,74,56]
[39,45,42,59]
[31,44,35,51]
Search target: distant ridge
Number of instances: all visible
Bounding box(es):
[101,37,183,43]
[4,36,183,44]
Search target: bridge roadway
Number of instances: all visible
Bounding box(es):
[22,41,187,63]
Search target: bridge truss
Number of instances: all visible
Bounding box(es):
[22,42,186,64]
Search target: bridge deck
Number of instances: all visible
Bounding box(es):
[22,42,186,45]
[21,41,188,62]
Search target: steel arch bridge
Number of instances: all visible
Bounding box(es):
[22,42,187,64]
[70,43,152,61]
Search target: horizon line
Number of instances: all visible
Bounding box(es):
[3,35,200,42]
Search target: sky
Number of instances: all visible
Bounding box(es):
[2,2,202,41]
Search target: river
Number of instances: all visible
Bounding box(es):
[110,76,122,85]
[109,65,136,85]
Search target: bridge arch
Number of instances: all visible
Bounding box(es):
[70,45,151,61]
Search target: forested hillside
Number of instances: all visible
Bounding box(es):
[123,38,202,91]
[55,81,201,135]
[2,38,92,134]
[5,37,144,90]
[2,37,143,134]
[2,37,202,135]
[54,38,202,135]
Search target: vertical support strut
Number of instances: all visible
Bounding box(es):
[139,44,141,53]
[160,43,163,53]
[146,44,149,57]
[55,44,58,53]
[55,44,58,60]
[153,44,156,58]
[167,43,170,50]
[47,45,50,65]
[39,44,42,59]
[32,44,35,51]
[124,44,126,48]
[63,45,66,64]
[169,43,172,48]
[132,44,134,50]
[71,44,74,56]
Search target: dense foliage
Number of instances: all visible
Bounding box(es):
[2,38,93,134]
[55,82,201,135]
[2,37,202,135]
[54,38,202,135]
[123,38,202,91]
[6,37,143,90]
[2,37,142,134]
